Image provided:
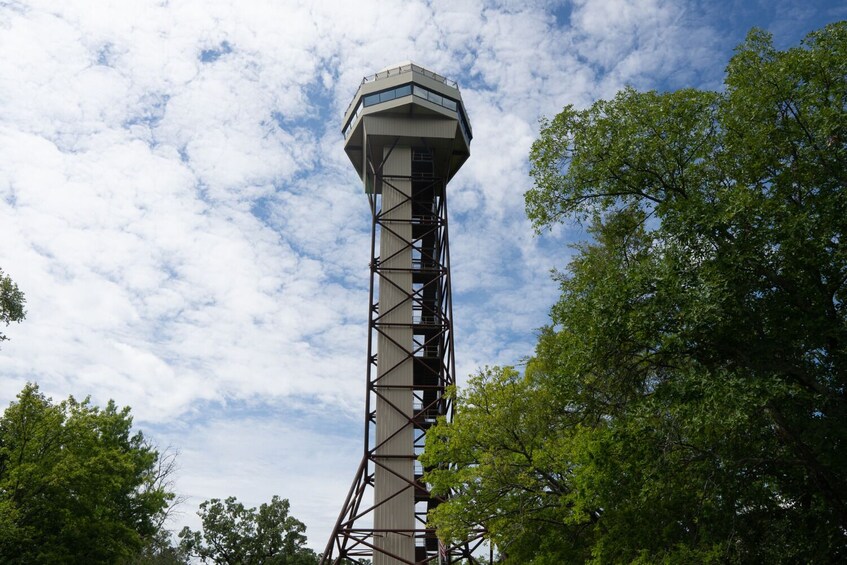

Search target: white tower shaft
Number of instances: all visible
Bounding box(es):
[374,146,415,563]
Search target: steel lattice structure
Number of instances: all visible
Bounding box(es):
[321,64,486,564]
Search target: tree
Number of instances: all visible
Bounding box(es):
[0,268,25,345]
[423,22,847,563]
[0,383,176,563]
[126,527,190,565]
[178,495,318,565]
[422,368,594,564]
[127,446,190,565]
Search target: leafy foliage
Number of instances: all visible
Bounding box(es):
[0,268,25,345]
[126,527,190,565]
[0,383,175,563]
[424,22,847,564]
[422,367,594,564]
[179,495,318,564]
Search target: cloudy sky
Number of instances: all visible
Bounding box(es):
[1,0,844,551]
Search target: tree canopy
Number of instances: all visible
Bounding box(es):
[178,495,318,565]
[0,268,25,345]
[423,22,847,564]
[0,383,175,563]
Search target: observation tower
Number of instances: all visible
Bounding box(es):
[321,64,484,564]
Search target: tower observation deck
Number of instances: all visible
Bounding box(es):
[321,64,485,564]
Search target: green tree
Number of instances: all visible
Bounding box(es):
[424,22,847,564]
[179,495,318,565]
[127,528,189,565]
[0,383,175,563]
[422,368,594,564]
[127,446,189,565]
[0,268,25,345]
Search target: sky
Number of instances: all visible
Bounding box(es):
[1,0,845,552]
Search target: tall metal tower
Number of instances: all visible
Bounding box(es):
[321,64,484,564]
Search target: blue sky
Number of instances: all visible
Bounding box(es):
[1,0,844,550]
